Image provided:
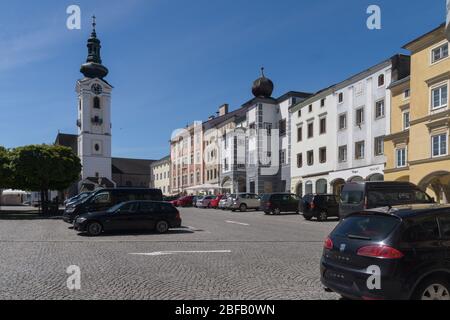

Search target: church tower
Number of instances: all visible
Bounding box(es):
[76,17,114,187]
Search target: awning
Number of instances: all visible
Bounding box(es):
[185,184,222,191]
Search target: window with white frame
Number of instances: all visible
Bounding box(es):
[431,83,448,110]
[356,108,365,126]
[338,113,347,130]
[403,111,410,130]
[375,99,385,119]
[338,145,347,163]
[378,74,385,87]
[432,134,448,157]
[396,148,407,168]
[374,136,384,156]
[432,43,449,64]
[355,141,365,160]
[338,92,344,104]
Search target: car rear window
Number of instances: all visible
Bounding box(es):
[332,215,401,242]
[340,191,364,205]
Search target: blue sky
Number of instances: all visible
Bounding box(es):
[0,0,446,160]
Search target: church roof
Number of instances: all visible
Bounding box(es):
[112,158,155,175]
[55,133,78,154]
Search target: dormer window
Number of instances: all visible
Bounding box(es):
[378,74,385,87]
[93,97,101,109]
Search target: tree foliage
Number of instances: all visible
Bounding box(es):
[9,145,81,192]
[0,146,12,188]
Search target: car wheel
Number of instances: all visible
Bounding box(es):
[317,211,328,222]
[413,276,450,300]
[155,220,169,234]
[273,208,281,215]
[86,222,103,237]
[240,204,247,212]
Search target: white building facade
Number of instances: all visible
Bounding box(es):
[290,55,411,196]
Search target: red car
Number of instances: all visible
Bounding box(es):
[177,196,194,207]
[170,199,179,207]
[209,195,225,208]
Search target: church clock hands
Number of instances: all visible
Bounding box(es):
[91,83,103,95]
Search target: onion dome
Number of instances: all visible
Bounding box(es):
[252,67,274,98]
[80,16,109,79]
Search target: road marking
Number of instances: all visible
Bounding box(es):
[225,220,250,226]
[129,250,232,256]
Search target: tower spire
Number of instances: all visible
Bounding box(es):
[80,15,109,79]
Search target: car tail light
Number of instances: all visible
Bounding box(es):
[310,202,316,209]
[363,196,368,210]
[324,237,333,250]
[357,245,404,259]
[175,211,181,220]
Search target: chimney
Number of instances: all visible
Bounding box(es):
[218,104,229,117]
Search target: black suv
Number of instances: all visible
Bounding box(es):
[321,204,450,300]
[63,188,163,223]
[301,194,340,221]
[260,193,301,215]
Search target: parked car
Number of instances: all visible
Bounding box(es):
[64,192,92,207]
[63,188,163,224]
[177,196,194,207]
[218,196,231,210]
[74,201,182,236]
[229,193,261,212]
[339,182,434,219]
[260,193,300,215]
[170,198,180,207]
[321,204,450,300]
[210,195,225,209]
[197,195,216,208]
[301,194,340,221]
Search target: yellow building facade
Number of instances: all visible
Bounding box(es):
[385,24,450,203]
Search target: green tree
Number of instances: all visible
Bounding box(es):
[0,146,12,207]
[10,145,81,213]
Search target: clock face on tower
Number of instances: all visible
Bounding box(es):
[91,83,103,95]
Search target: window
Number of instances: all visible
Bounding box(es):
[308,104,313,113]
[307,122,314,138]
[338,113,347,130]
[316,179,328,195]
[404,89,411,99]
[298,109,302,118]
[305,181,313,195]
[338,93,344,103]
[264,122,272,136]
[338,145,347,163]
[375,99,385,119]
[431,84,448,110]
[307,150,314,166]
[396,148,407,168]
[403,111,410,130]
[319,147,327,163]
[378,74,385,87]
[355,141,365,160]
[404,217,440,242]
[297,126,303,142]
[297,153,303,168]
[432,43,449,64]
[279,119,287,137]
[432,134,448,157]
[280,149,286,165]
[319,117,327,134]
[356,108,365,126]
[320,98,326,107]
[93,97,100,109]
[374,136,384,156]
